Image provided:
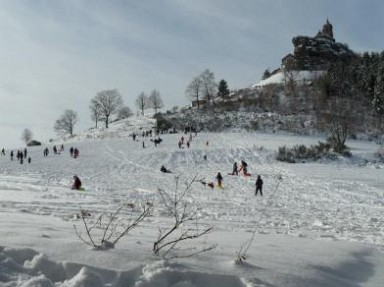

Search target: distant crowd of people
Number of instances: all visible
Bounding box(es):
[1,125,265,196]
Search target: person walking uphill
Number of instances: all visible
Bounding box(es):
[255,175,263,196]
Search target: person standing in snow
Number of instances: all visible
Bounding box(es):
[240,160,248,175]
[10,150,14,161]
[216,172,223,188]
[43,147,49,157]
[232,162,238,175]
[255,175,263,196]
[70,147,74,157]
[73,148,79,158]
[1,148,5,155]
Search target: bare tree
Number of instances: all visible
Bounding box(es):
[74,201,152,250]
[283,69,299,96]
[200,69,217,105]
[21,128,33,144]
[327,116,349,153]
[89,100,103,128]
[148,89,164,115]
[135,92,149,116]
[186,76,202,108]
[54,109,78,137]
[117,106,133,120]
[153,175,215,258]
[91,89,124,128]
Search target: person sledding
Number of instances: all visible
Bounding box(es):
[200,180,214,189]
[160,165,172,173]
[71,175,82,190]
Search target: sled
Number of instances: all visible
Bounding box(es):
[78,187,86,191]
[243,173,251,177]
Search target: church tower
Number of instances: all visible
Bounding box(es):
[322,19,334,39]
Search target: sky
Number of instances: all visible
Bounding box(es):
[1,0,384,148]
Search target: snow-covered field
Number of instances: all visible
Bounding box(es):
[1,119,383,286]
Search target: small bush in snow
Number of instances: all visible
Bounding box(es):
[74,201,152,250]
[276,141,335,163]
[153,175,215,258]
[276,146,296,163]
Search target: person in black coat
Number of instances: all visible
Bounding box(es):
[232,162,238,175]
[241,160,248,175]
[216,172,223,188]
[160,165,171,173]
[255,175,263,196]
[71,175,82,190]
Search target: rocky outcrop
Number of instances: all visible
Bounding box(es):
[282,20,356,70]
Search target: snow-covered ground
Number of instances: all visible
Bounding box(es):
[251,70,325,88]
[0,118,383,286]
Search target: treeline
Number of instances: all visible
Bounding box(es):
[313,51,384,135]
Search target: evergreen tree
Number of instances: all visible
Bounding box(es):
[217,79,230,98]
[373,60,384,124]
[262,69,271,80]
[358,52,377,101]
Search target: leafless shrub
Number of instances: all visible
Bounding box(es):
[74,201,152,250]
[153,175,215,258]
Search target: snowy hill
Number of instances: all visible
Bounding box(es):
[0,131,383,286]
[55,115,157,144]
[251,70,325,89]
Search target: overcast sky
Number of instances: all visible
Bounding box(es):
[1,0,383,148]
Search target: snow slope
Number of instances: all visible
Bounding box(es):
[251,70,326,88]
[0,119,383,286]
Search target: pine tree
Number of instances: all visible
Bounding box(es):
[217,79,230,98]
[262,69,271,80]
[373,60,384,125]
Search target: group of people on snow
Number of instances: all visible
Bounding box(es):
[198,160,263,196]
[69,147,79,158]
[5,148,31,164]
[52,145,64,155]
[178,133,194,149]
